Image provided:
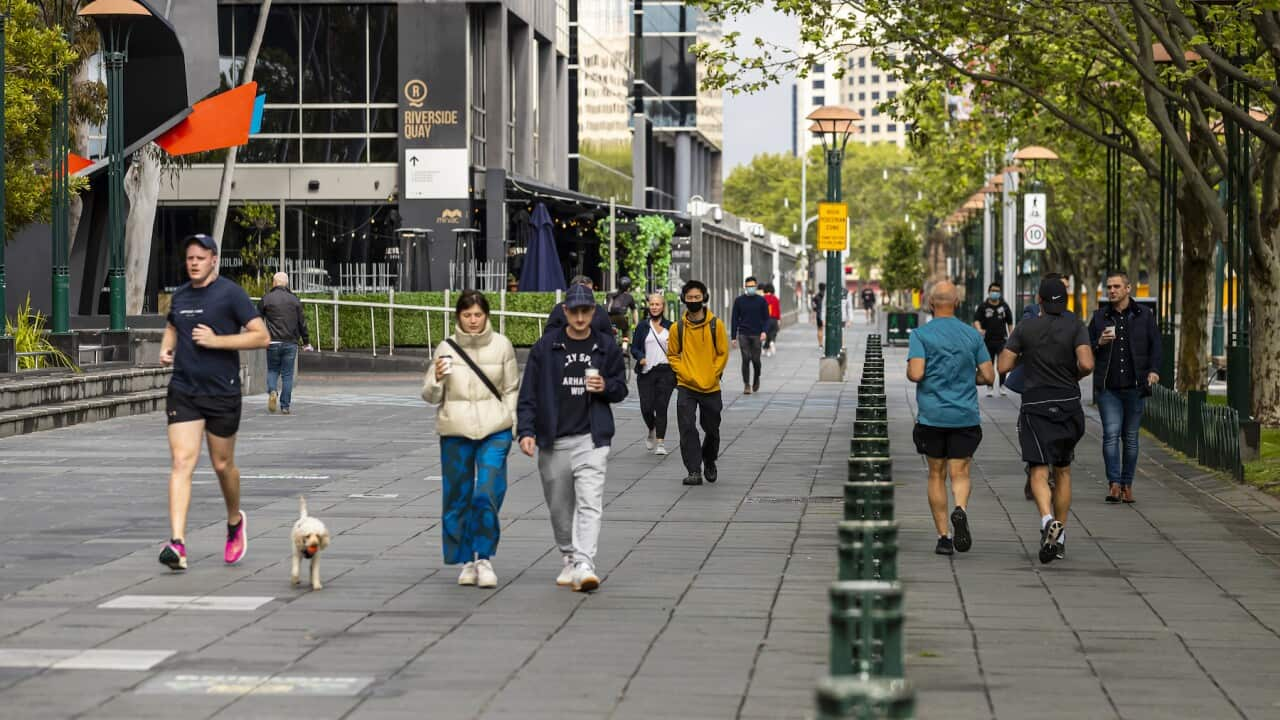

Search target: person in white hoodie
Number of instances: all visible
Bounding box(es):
[422,290,520,588]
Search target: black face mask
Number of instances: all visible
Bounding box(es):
[684,300,704,314]
[649,309,664,319]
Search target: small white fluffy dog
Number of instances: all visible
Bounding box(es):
[291,496,330,590]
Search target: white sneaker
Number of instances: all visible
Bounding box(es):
[646,430,656,451]
[555,555,575,586]
[999,387,1007,396]
[572,563,600,592]
[457,562,477,586]
[985,388,994,397]
[654,442,668,456]
[475,559,497,588]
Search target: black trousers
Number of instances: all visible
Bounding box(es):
[985,338,1007,384]
[676,387,722,474]
[738,333,762,388]
[637,364,676,438]
[764,318,779,349]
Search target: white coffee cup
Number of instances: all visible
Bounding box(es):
[584,367,600,389]
[439,355,454,375]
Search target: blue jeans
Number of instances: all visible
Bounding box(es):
[1098,387,1146,486]
[440,430,513,564]
[266,342,299,409]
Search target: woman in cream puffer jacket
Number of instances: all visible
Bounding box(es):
[421,290,519,588]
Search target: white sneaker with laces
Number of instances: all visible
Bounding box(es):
[475,559,497,588]
[646,430,656,451]
[555,555,575,586]
[457,561,477,586]
[999,387,1007,396]
[572,562,600,592]
[654,442,668,456]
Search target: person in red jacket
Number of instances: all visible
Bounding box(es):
[762,284,782,357]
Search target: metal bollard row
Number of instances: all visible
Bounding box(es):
[819,333,916,718]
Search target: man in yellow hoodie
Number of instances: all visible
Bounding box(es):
[668,280,730,486]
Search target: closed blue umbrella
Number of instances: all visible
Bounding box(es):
[519,203,566,291]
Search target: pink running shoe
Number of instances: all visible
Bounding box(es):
[159,539,187,571]
[224,511,248,565]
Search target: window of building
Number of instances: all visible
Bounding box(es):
[216,4,398,164]
[887,123,897,132]
[887,74,897,82]
[858,92,865,101]
[857,76,865,85]
[858,57,866,68]
[888,90,897,99]
[813,95,825,106]
[813,63,825,73]
[871,107,879,116]
[871,124,881,133]
[871,91,880,100]
[469,7,487,163]
[812,79,825,89]
[871,74,880,83]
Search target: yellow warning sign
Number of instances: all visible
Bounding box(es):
[817,202,848,252]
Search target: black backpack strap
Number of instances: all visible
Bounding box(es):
[676,318,718,354]
[444,338,504,401]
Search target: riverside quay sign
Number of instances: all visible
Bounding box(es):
[402,78,461,140]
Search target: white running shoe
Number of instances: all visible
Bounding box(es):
[457,562,477,586]
[999,387,1007,396]
[572,563,600,592]
[475,559,497,588]
[985,387,994,397]
[654,442,668,456]
[556,555,575,586]
[646,430,656,451]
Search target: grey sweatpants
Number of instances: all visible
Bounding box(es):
[537,433,609,569]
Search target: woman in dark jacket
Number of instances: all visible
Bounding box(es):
[631,293,675,455]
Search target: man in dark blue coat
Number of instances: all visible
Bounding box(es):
[730,275,771,394]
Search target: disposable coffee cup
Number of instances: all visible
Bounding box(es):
[584,367,600,388]
[439,355,454,375]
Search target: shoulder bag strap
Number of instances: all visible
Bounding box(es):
[444,338,503,401]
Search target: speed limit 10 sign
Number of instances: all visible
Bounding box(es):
[1024,193,1047,250]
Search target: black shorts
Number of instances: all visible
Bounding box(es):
[166,387,242,438]
[913,424,982,459]
[1018,408,1084,467]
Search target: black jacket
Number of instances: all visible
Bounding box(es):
[1088,300,1161,391]
[731,293,771,337]
[517,326,628,450]
[258,286,310,345]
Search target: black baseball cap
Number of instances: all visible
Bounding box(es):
[184,233,218,253]
[1039,277,1068,314]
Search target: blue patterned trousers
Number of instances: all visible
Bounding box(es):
[440,429,512,564]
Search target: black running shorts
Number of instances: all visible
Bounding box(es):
[913,424,982,460]
[166,387,242,437]
[1018,408,1084,467]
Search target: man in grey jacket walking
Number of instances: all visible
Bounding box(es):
[258,273,312,414]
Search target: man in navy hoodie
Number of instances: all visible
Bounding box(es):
[518,284,628,592]
[730,275,771,394]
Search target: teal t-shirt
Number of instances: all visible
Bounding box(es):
[907,316,990,428]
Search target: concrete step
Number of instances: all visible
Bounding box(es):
[0,387,168,439]
[0,366,172,413]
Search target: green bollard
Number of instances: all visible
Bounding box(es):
[838,519,898,581]
[843,481,894,521]
[857,384,884,396]
[854,420,888,438]
[855,406,887,422]
[815,676,916,720]
[828,580,906,678]
[849,436,889,457]
[847,454,891,480]
[858,393,887,408]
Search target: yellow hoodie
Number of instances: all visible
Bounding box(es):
[667,310,730,393]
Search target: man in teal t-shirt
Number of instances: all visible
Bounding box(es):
[907,281,995,556]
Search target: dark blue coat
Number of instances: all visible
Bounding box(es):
[630,316,673,363]
[1088,300,1161,391]
[517,326,628,449]
[731,293,771,337]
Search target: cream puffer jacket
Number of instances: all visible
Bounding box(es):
[421,321,520,439]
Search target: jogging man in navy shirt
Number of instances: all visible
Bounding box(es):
[158,234,270,571]
[730,275,770,394]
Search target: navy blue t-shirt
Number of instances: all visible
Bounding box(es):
[167,276,260,396]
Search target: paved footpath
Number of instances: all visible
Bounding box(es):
[1,321,1279,719]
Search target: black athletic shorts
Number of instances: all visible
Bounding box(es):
[1018,404,1084,467]
[166,387,242,438]
[913,424,982,460]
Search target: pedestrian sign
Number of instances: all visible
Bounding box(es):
[817,202,848,252]
[1024,193,1047,250]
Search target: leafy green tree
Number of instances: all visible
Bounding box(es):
[235,203,279,284]
[879,224,924,309]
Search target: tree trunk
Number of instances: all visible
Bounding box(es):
[1251,147,1280,424]
[212,0,273,243]
[124,147,162,313]
[1177,197,1214,393]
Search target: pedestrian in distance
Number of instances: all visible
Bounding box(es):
[812,282,826,349]
[860,284,877,324]
[1012,272,1063,501]
[973,282,1014,397]
[998,276,1094,564]
[606,275,639,340]
[762,283,782,357]
[518,284,628,592]
[631,293,675,456]
[907,281,994,556]
[544,274,614,337]
[668,280,730,486]
[258,272,313,415]
[1088,271,1161,504]
[422,290,520,589]
[158,234,271,572]
[731,275,770,394]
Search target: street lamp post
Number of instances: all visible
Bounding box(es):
[46,0,73,335]
[1152,43,1192,388]
[0,0,8,335]
[806,106,862,362]
[80,0,151,332]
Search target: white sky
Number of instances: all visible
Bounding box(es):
[720,5,799,178]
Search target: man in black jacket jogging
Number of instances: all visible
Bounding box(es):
[258,273,312,414]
